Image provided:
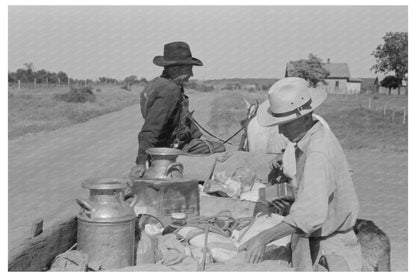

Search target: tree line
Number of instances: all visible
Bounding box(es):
[8,63,69,84]
[8,63,149,86]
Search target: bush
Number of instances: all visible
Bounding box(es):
[54,86,96,103]
[186,81,214,92]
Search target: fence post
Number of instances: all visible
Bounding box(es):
[368,98,371,109]
[403,107,406,125]
[383,104,387,117]
[18,80,21,91]
[34,79,36,89]
[392,109,395,122]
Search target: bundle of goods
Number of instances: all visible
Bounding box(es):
[203,166,295,217]
[134,210,292,271]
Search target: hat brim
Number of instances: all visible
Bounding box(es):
[257,88,327,127]
[153,56,203,67]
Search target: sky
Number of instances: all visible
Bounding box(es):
[8,5,408,80]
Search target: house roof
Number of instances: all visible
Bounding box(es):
[285,61,351,79]
[322,63,350,79]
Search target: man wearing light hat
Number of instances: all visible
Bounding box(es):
[245,77,362,271]
[130,41,224,179]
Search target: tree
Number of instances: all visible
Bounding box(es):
[57,71,69,84]
[124,75,138,84]
[380,75,399,95]
[8,71,17,83]
[371,32,408,95]
[23,62,34,74]
[286,54,330,87]
[34,69,48,83]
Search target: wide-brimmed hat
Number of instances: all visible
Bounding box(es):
[153,41,203,67]
[257,77,327,127]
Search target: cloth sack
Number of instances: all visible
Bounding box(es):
[232,213,291,249]
[240,182,266,202]
[49,250,88,271]
[177,226,238,262]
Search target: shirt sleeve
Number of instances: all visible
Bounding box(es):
[189,117,202,139]
[135,83,181,164]
[283,151,333,235]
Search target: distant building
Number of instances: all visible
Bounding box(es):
[285,58,362,94]
[360,77,380,93]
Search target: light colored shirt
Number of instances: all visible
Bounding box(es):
[283,121,359,237]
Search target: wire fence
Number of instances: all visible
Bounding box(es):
[8,80,126,91]
[367,97,407,125]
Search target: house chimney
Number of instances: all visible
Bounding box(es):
[327,58,330,64]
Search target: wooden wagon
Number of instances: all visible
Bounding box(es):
[8,151,390,271]
[8,151,279,271]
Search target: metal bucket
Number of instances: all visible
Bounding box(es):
[76,178,137,269]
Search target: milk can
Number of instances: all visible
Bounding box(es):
[76,178,137,269]
[143,147,184,179]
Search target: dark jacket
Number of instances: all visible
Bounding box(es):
[136,72,202,164]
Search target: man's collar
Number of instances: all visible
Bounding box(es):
[161,70,185,88]
[296,120,322,152]
[161,69,171,79]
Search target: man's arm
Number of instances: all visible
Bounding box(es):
[188,116,202,139]
[135,84,181,164]
[246,152,332,264]
[245,221,297,263]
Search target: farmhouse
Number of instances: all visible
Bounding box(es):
[243,84,257,91]
[285,58,362,94]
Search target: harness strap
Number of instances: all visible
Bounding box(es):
[189,116,234,145]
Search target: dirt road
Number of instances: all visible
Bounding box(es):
[8,92,216,251]
[8,92,407,270]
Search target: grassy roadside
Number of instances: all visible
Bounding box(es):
[207,90,408,153]
[8,85,143,139]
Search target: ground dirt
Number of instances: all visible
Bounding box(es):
[8,91,407,271]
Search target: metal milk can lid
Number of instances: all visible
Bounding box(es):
[82,177,128,190]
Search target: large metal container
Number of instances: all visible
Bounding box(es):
[76,178,137,269]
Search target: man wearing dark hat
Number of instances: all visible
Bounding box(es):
[244,77,362,271]
[130,41,222,179]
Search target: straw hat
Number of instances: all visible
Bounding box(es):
[257,77,327,127]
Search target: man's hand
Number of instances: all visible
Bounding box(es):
[129,164,146,180]
[245,235,267,264]
[216,149,233,162]
[268,155,283,170]
[269,195,294,216]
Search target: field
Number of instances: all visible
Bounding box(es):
[8,85,143,139]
